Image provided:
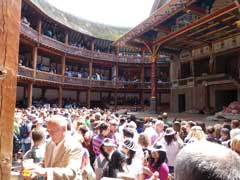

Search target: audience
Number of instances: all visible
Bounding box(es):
[11,106,240,180]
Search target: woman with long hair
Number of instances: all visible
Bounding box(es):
[121,138,144,180]
[144,142,169,180]
[103,150,127,178]
[94,138,116,180]
[162,127,183,173]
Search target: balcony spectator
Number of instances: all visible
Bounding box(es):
[77,72,82,78]
[37,63,43,71]
[21,17,30,26]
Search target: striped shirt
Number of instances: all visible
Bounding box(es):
[92,134,104,156]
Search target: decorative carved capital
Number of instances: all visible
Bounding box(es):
[151,55,158,63]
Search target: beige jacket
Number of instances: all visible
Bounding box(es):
[44,136,82,180]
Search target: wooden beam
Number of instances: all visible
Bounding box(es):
[185,5,206,16]
[0,0,22,179]
[153,3,238,46]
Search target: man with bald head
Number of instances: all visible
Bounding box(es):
[25,115,82,180]
[175,141,240,180]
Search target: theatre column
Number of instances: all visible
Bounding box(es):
[58,86,63,108]
[150,55,157,113]
[0,0,22,179]
[65,32,69,45]
[33,46,38,78]
[209,45,216,74]
[27,83,33,107]
[61,56,66,82]
[37,19,42,35]
[89,61,93,80]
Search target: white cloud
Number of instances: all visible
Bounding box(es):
[46,0,155,27]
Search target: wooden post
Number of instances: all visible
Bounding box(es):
[141,64,145,82]
[27,83,33,107]
[91,41,95,51]
[37,19,42,35]
[89,62,93,80]
[58,86,63,108]
[150,55,157,113]
[209,45,216,74]
[65,32,69,45]
[0,0,21,179]
[61,56,66,82]
[33,47,38,78]
[190,59,195,77]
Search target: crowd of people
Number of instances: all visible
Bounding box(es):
[12,106,240,180]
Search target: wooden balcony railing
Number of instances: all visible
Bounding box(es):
[158,82,171,88]
[195,73,229,84]
[20,23,38,42]
[64,76,90,86]
[91,80,115,88]
[67,45,92,58]
[118,56,142,63]
[20,24,170,65]
[39,35,66,52]
[18,66,34,78]
[116,81,143,89]
[178,77,194,86]
[36,71,62,83]
[92,51,115,61]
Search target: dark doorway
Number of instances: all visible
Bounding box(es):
[215,90,237,112]
[178,94,186,112]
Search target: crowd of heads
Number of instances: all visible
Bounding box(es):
[13,106,240,180]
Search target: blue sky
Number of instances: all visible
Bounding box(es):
[47,0,155,27]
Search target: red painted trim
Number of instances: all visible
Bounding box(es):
[153,3,237,45]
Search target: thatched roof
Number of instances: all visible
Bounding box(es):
[150,0,171,15]
[30,0,130,41]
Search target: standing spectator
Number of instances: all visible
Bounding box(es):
[23,115,83,180]
[92,122,110,157]
[144,142,169,180]
[94,138,116,180]
[161,127,183,173]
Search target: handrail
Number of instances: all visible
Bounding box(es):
[91,80,115,88]
[18,66,34,78]
[20,23,38,42]
[36,71,62,82]
[67,45,92,58]
[39,35,66,52]
[20,24,170,64]
[92,51,115,61]
[118,56,142,63]
[64,76,90,86]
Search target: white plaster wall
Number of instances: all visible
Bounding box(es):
[161,93,170,103]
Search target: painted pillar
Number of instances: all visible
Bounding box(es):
[150,55,158,113]
[0,1,22,178]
